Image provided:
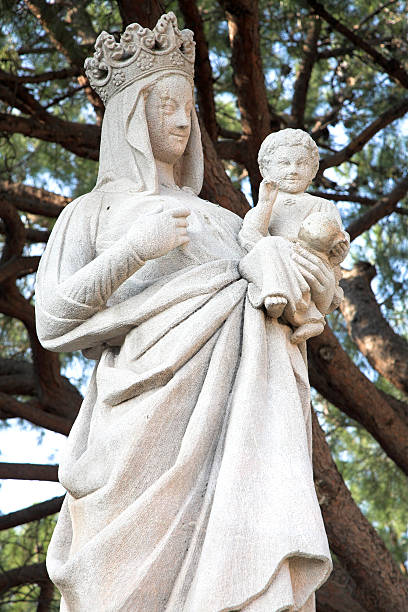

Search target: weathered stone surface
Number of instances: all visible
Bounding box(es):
[35,15,349,612]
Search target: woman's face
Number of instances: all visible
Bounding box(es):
[145,75,193,165]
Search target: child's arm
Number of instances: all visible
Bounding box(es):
[238,180,278,251]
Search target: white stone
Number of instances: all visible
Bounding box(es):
[34,16,344,612]
[239,129,349,344]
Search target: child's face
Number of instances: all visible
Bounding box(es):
[261,145,315,194]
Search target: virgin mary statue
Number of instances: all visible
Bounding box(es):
[35,12,332,612]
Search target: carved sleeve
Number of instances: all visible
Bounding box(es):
[55,237,144,316]
[35,194,145,342]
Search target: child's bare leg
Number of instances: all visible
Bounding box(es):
[290,320,324,344]
[264,296,287,318]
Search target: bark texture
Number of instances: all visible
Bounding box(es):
[312,410,408,611]
[308,325,408,476]
[341,262,408,395]
[0,0,407,608]
[0,462,58,481]
[0,497,64,531]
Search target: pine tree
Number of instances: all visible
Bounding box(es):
[0,1,407,609]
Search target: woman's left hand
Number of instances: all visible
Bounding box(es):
[292,245,334,312]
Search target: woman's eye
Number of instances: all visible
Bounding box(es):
[162,101,176,113]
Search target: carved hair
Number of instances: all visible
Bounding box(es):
[258,128,320,179]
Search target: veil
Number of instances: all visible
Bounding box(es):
[94,70,204,196]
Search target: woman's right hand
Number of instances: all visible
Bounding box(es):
[127,207,190,261]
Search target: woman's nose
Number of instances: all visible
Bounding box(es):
[175,107,190,129]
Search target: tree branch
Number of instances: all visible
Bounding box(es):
[0,57,96,138]
[24,0,88,67]
[316,561,366,612]
[0,357,33,376]
[357,0,399,29]
[0,283,82,421]
[319,98,408,173]
[305,0,408,89]
[215,139,246,164]
[312,409,408,610]
[218,0,271,198]
[219,0,270,139]
[178,0,218,141]
[346,175,408,240]
[311,99,345,140]
[341,262,408,395]
[0,112,99,160]
[5,67,79,84]
[199,117,249,217]
[308,325,408,475]
[116,0,165,29]
[0,180,82,425]
[18,226,50,243]
[0,497,64,532]
[0,199,26,263]
[0,256,40,284]
[24,0,103,117]
[290,14,321,129]
[0,462,58,481]
[0,181,69,218]
[310,190,377,207]
[0,358,36,395]
[218,126,242,140]
[317,45,355,60]
[0,562,48,594]
[37,578,55,612]
[0,72,48,118]
[0,393,72,435]
[0,374,36,395]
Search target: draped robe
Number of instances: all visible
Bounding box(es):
[36,185,331,612]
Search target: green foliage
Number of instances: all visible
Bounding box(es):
[0,0,99,197]
[0,517,61,610]
[0,315,30,361]
[317,398,408,570]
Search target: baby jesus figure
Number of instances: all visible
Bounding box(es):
[238,128,350,344]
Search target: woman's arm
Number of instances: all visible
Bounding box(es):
[54,206,190,314]
[291,246,336,314]
[36,199,190,342]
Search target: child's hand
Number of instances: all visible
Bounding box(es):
[127,207,190,261]
[259,179,278,204]
[238,180,278,251]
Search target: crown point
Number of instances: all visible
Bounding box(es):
[85,13,195,105]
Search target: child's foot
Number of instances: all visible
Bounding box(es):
[290,321,324,344]
[265,296,287,318]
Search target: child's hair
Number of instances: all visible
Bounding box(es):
[258,128,319,180]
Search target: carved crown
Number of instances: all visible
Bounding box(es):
[84,12,195,104]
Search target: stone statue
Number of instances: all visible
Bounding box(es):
[238,129,349,344]
[35,13,349,612]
